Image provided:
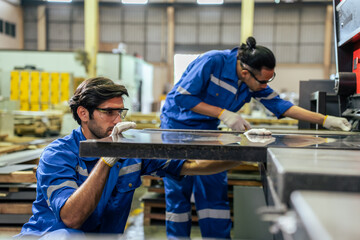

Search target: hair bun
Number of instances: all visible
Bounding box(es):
[246,36,256,50]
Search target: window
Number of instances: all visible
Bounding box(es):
[5,21,10,35]
[11,23,16,37]
[4,21,16,38]
[0,19,3,33]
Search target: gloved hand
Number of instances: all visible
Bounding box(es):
[101,156,119,167]
[110,121,137,136]
[323,115,351,131]
[244,128,274,144]
[244,128,272,136]
[102,121,137,167]
[218,109,251,131]
[244,134,275,144]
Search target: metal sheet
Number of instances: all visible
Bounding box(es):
[0,148,44,167]
[0,191,36,201]
[267,148,360,203]
[0,164,37,174]
[79,129,360,160]
[290,191,360,240]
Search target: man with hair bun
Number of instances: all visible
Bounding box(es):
[161,36,351,239]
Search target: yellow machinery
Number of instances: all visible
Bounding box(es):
[10,70,72,111]
[9,70,72,136]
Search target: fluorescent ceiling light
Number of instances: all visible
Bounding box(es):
[121,0,148,4]
[47,0,72,2]
[197,0,223,5]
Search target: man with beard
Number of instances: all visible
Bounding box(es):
[17,77,242,239]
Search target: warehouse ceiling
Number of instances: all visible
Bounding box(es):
[20,0,332,5]
[4,0,21,5]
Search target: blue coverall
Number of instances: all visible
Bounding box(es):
[17,127,184,239]
[161,47,293,239]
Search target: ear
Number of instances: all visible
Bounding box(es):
[77,106,90,123]
[240,69,249,79]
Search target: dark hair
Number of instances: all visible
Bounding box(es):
[69,77,129,125]
[237,36,276,71]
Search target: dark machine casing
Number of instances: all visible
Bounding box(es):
[333,0,360,129]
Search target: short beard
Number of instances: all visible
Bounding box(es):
[88,120,112,139]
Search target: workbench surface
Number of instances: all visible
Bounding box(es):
[290,191,360,240]
[267,148,360,203]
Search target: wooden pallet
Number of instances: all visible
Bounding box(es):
[0,146,39,232]
[0,170,36,183]
[0,145,28,155]
[0,191,36,232]
[0,226,23,235]
[0,203,33,214]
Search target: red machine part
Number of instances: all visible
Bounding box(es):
[354,41,360,94]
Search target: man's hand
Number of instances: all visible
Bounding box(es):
[219,109,251,131]
[110,121,137,136]
[323,115,351,131]
[102,122,137,167]
[101,157,118,167]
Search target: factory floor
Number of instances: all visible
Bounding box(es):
[123,185,205,240]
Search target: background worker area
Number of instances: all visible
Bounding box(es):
[160,36,351,239]
[16,77,243,239]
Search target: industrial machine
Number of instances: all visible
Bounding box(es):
[260,2,360,238]
[299,0,360,131]
[333,0,360,130]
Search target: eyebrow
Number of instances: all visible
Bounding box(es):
[96,107,127,111]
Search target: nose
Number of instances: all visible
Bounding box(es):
[260,83,267,89]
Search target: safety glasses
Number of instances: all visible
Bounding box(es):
[241,63,276,84]
[95,108,128,121]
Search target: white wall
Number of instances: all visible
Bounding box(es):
[0,0,23,50]
[271,64,336,94]
[151,62,168,101]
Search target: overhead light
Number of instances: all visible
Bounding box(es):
[197,0,223,5]
[122,0,148,4]
[47,0,72,2]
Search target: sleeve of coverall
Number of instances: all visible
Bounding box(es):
[252,86,294,119]
[173,55,216,110]
[141,159,185,179]
[37,145,79,222]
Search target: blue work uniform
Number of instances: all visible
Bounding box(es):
[17,126,185,239]
[161,47,293,239]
